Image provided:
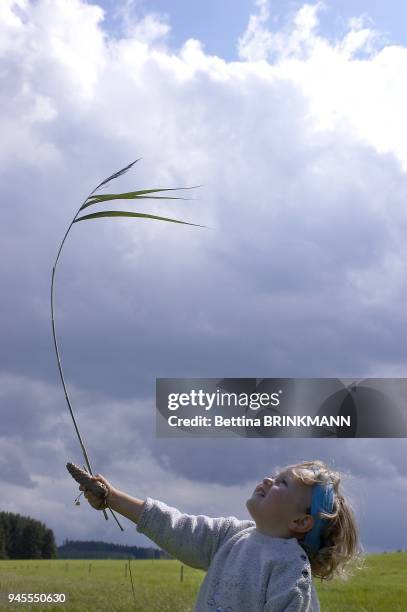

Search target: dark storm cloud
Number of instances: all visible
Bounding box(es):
[0,445,37,488]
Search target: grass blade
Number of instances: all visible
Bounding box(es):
[73,210,204,227]
[91,159,142,194]
[81,187,200,210]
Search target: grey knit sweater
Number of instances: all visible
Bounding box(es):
[137,497,321,612]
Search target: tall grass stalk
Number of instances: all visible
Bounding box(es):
[51,159,200,530]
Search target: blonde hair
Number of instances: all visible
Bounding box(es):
[287,459,363,581]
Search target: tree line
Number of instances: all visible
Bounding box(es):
[0,511,56,559]
[58,539,171,560]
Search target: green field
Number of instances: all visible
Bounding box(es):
[0,553,406,611]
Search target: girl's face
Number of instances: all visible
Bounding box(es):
[246,468,313,538]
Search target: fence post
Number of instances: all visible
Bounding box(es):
[180,565,184,582]
[128,559,136,607]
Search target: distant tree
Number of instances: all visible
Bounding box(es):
[21,521,43,559]
[0,511,57,559]
[6,514,25,559]
[0,520,7,559]
[57,540,167,559]
[41,528,57,559]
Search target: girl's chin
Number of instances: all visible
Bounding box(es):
[246,497,259,515]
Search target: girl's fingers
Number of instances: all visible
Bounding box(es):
[76,473,112,511]
[77,483,109,509]
[92,474,111,488]
[82,489,97,502]
[83,492,102,508]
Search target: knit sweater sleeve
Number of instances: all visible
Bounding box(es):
[136,497,254,571]
[263,556,313,612]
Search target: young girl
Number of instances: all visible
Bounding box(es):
[79,459,361,611]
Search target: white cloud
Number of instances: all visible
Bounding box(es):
[238,1,327,62]
[112,0,170,47]
[238,1,407,171]
[237,0,274,62]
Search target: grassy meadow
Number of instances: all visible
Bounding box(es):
[0,553,406,611]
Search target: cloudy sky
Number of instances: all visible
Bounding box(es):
[1,0,407,555]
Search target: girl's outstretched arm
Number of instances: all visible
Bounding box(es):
[80,475,253,570]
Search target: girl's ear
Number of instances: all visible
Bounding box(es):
[289,514,314,535]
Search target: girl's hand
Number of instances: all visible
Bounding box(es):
[79,474,116,511]
[68,462,145,524]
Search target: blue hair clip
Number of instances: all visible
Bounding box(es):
[303,482,334,555]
